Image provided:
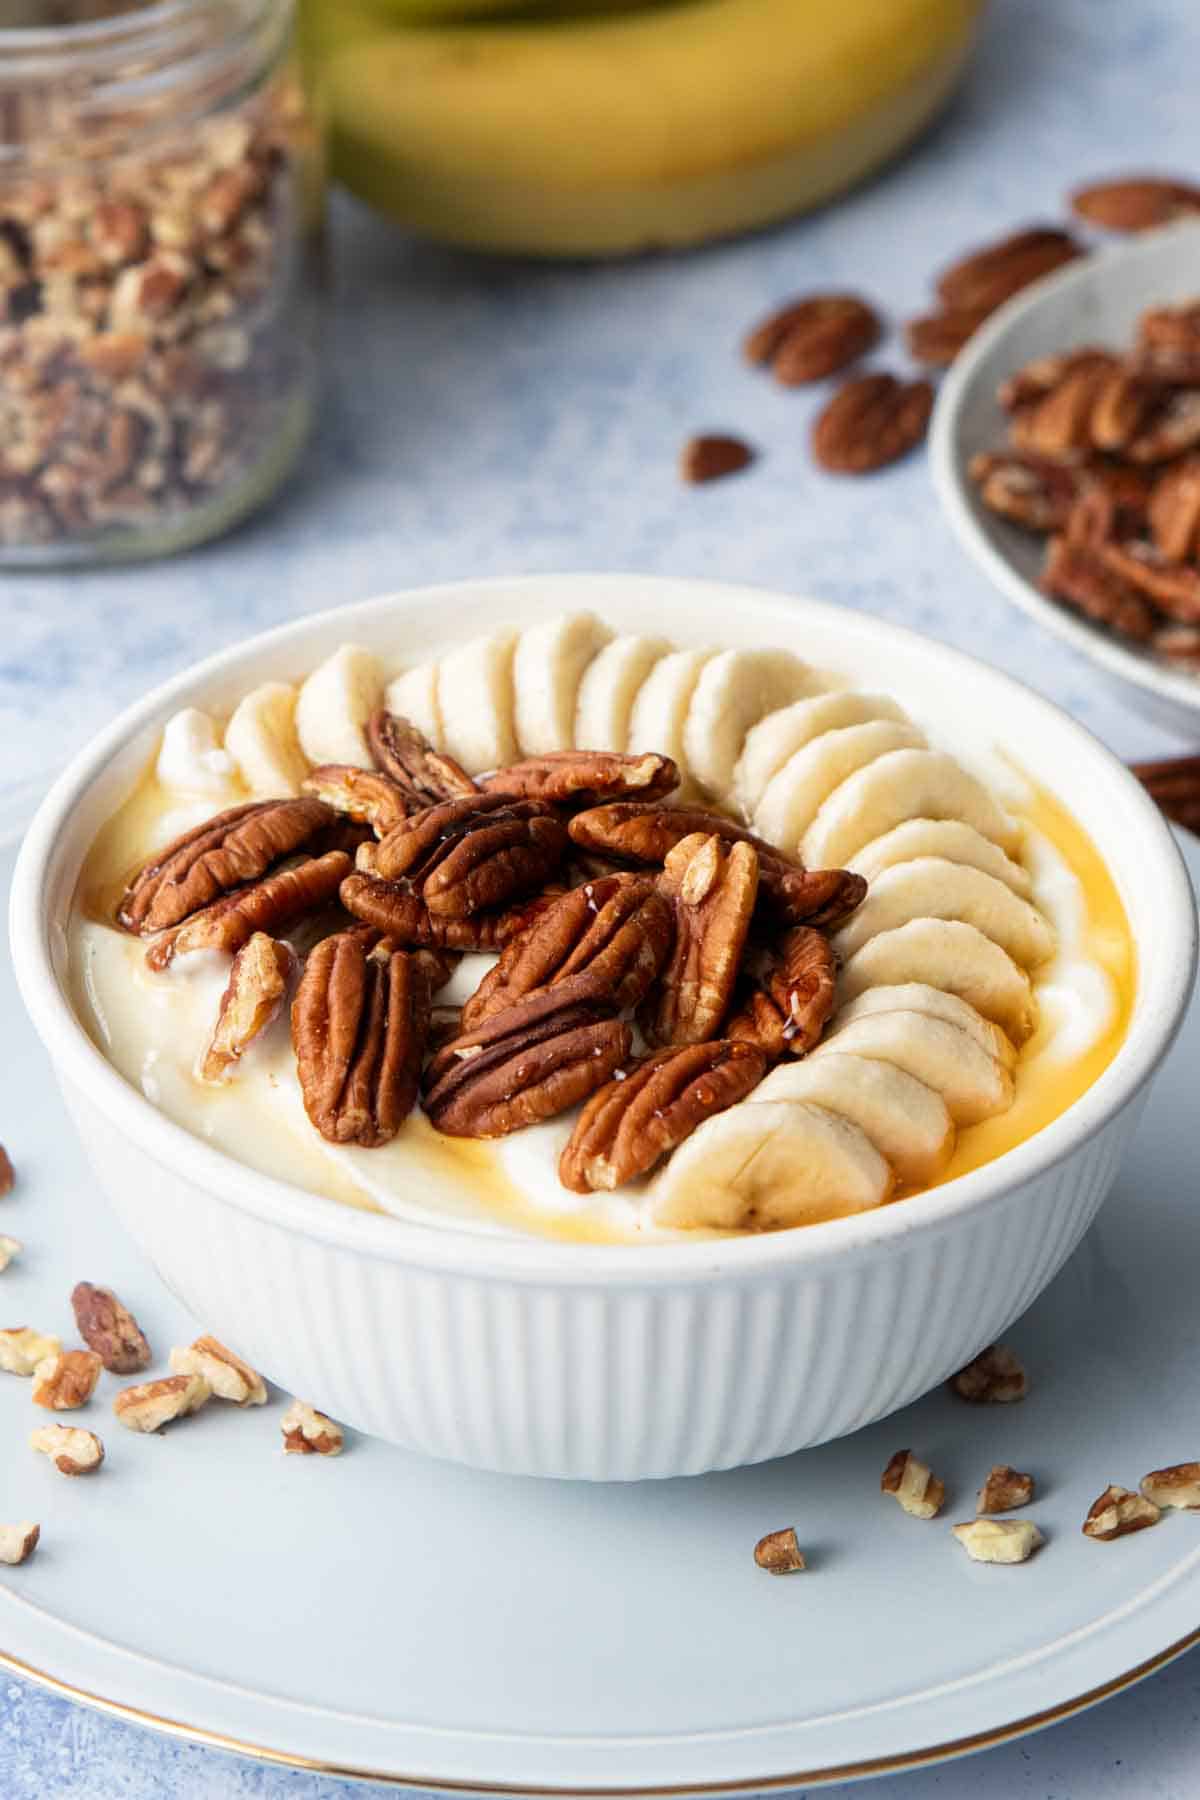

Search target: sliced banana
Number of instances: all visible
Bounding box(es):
[437,629,517,772]
[653,1100,891,1231]
[849,819,1032,898]
[802,748,1021,868]
[735,691,911,818]
[512,612,613,755]
[384,662,442,748]
[224,682,309,798]
[834,982,1017,1070]
[815,1010,1013,1126]
[838,919,1035,1044]
[832,858,1055,969]
[754,1053,954,1188]
[753,720,925,853]
[573,633,671,752]
[681,648,820,807]
[155,708,238,798]
[294,644,382,770]
[626,647,717,792]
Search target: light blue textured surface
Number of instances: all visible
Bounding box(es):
[3,0,1199,1792]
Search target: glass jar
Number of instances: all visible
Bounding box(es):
[0,0,324,564]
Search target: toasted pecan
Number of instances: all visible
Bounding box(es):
[71,1282,151,1374]
[366,709,478,805]
[370,795,568,918]
[200,932,294,1082]
[118,797,334,934]
[146,850,351,970]
[640,834,758,1047]
[726,925,837,1059]
[935,225,1084,313]
[812,373,933,475]
[480,749,679,808]
[744,292,879,383]
[1071,175,1200,233]
[302,763,410,837]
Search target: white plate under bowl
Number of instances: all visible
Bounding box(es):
[2,823,1199,1792]
[930,221,1200,740]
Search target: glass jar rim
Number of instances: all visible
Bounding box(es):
[0,0,291,83]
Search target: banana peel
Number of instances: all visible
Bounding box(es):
[308,0,987,257]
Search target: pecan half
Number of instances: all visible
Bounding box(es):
[812,373,933,475]
[726,926,837,1058]
[744,293,879,383]
[199,932,293,1082]
[1127,388,1200,462]
[559,1039,766,1193]
[302,763,409,837]
[146,850,351,970]
[70,1282,151,1374]
[1088,366,1163,454]
[1149,456,1200,561]
[905,304,992,368]
[1137,300,1200,369]
[680,434,755,483]
[1008,354,1120,457]
[292,932,431,1147]
[1099,540,1200,622]
[461,874,674,1031]
[423,984,630,1138]
[1154,624,1200,667]
[118,797,334,933]
[935,225,1084,314]
[339,868,557,951]
[1040,536,1156,642]
[1130,752,1200,833]
[968,450,1082,532]
[370,795,568,918]
[1071,175,1200,233]
[997,346,1114,412]
[366,708,478,806]
[641,834,758,1046]
[480,750,679,808]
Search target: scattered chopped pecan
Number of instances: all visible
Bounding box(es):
[302,763,410,837]
[0,1235,19,1272]
[905,304,991,367]
[32,1349,103,1411]
[281,1399,344,1455]
[726,926,837,1059]
[881,1449,945,1518]
[1140,1463,1200,1510]
[1130,753,1200,833]
[977,1465,1035,1514]
[1082,1484,1161,1540]
[812,373,933,474]
[641,835,758,1046]
[680,434,755,483]
[968,450,1082,532]
[0,1328,62,1376]
[70,1282,151,1374]
[366,708,478,806]
[480,750,679,808]
[113,1372,211,1432]
[169,1335,267,1405]
[559,1040,767,1193]
[0,1144,12,1196]
[935,225,1084,314]
[370,795,568,918]
[30,1424,104,1476]
[146,850,351,971]
[744,293,879,383]
[292,932,431,1147]
[952,1518,1043,1564]
[339,868,554,952]
[1040,536,1157,642]
[460,874,674,1031]
[200,932,293,1082]
[1149,456,1200,561]
[0,1523,40,1565]
[1071,175,1200,233]
[949,1343,1028,1404]
[753,1527,807,1574]
[118,797,333,933]
[423,983,630,1139]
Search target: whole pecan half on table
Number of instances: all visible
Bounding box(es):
[422,982,630,1139]
[369,794,568,918]
[559,1040,767,1194]
[811,373,933,475]
[1071,176,1200,234]
[479,749,679,808]
[366,708,478,807]
[146,850,352,970]
[934,225,1085,315]
[743,293,880,385]
[460,873,674,1032]
[726,925,838,1060]
[640,834,758,1047]
[118,797,334,934]
[292,930,432,1147]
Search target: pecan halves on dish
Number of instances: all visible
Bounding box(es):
[967,450,1083,533]
[479,750,679,808]
[339,869,559,952]
[1097,541,1200,623]
[1149,456,1200,562]
[199,932,294,1082]
[460,874,674,1031]
[559,1040,767,1194]
[1040,536,1157,642]
[726,926,837,1059]
[422,983,630,1139]
[302,764,410,837]
[366,708,478,806]
[146,851,352,971]
[641,835,758,1047]
[118,798,334,934]
[370,795,568,917]
[292,931,431,1147]
[1007,354,1121,457]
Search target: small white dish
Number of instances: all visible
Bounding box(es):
[930,222,1200,739]
[3,824,1200,1790]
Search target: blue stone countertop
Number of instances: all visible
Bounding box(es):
[4,0,1200,1794]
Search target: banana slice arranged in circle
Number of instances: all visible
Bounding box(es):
[814,1009,1013,1126]
[221,683,308,798]
[838,918,1035,1044]
[832,857,1055,969]
[754,1052,954,1187]
[681,648,819,808]
[754,719,925,852]
[627,647,717,791]
[735,691,911,818]
[833,982,1017,1069]
[437,630,518,772]
[294,644,382,770]
[384,662,443,749]
[802,748,1020,869]
[653,1100,892,1231]
[849,818,1032,898]
[513,612,613,755]
[574,634,671,753]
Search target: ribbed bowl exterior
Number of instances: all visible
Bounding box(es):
[64,1078,1143,1481]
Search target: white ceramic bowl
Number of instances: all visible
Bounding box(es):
[930,221,1200,739]
[10,575,1196,1481]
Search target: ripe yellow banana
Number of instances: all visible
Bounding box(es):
[309,0,986,257]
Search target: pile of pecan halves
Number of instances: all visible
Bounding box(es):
[969,298,1200,671]
[116,715,867,1196]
